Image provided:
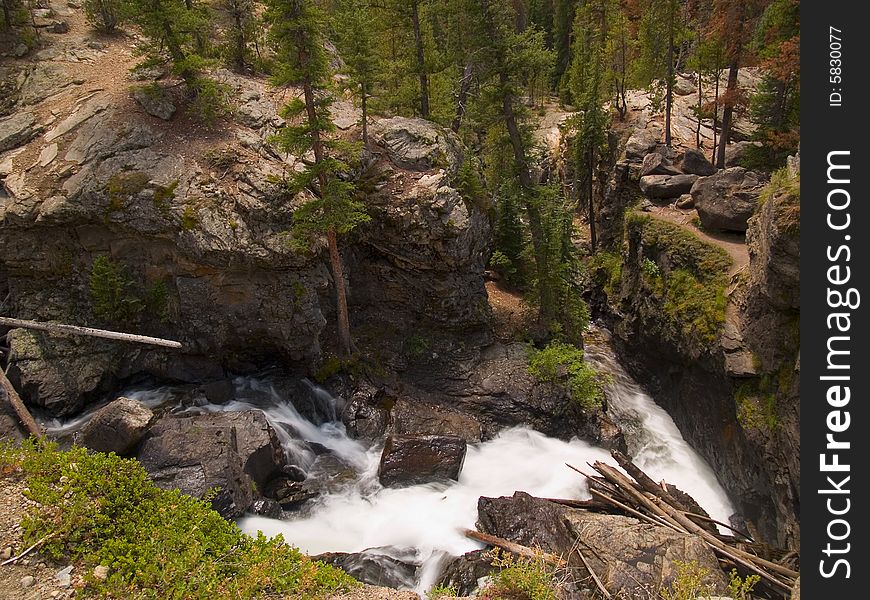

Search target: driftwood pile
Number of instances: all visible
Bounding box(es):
[564,450,799,595]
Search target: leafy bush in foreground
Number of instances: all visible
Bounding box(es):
[2,439,357,599]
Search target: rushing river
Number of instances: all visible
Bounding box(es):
[41,329,735,594]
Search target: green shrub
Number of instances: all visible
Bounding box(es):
[588,251,623,299]
[181,205,199,230]
[153,180,179,212]
[428,584,459,599]
[660,560,715,600]
[83,0,124,33]
[188,77,232,125]
[528,342,603,410]
[626,214,732,344]
[735,377,780,432]
[481,550,561,600]
[4,439,357,599]
[89,255,144,322]
[727,569,760,599]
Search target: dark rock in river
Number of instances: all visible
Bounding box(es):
[136,410,287,517]
[314,550,418,589]
[80,396,153,455]
[378,435,466,487]
[137,416,254,518]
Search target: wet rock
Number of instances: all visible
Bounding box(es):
[378,435,467,487]
[0,111,39,152]
[438,549,498,596]
[692,167,766,232]
[250,497,283,518]
[137,414,263,518]
[639,174,698,200]
[370,117,462,172]
[314,550,418,589]
[81,396,154,455]
[132,85,176,121]
[390,398,482,442]
[640,152,681,177]
[678,148,716,176]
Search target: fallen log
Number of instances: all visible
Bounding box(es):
[0,317,182,349]
[0,368,42,439]
[463,529,567,568]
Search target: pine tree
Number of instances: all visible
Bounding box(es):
[266,0,370,357]
[709,0,770,168]
[633,0,687,147]
[747,0,799,167]
[220,0,258,72]
[82,0,123,32]
[472,0,561,328]
[567,0,613,252]
[333,0,380,144]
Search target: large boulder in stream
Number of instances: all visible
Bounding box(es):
[378,435,467,487]
[80,396,154,454]
[137,411,287,517]
[463,492,728,598]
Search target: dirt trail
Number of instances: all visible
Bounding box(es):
[644,205,749,278]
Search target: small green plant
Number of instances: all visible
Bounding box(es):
[153,180,179,212]
[188,77,232,126]
[89,255,144,322]
[428,584,459,599]
[3,439,357,599]
[528,342,604,410]
[181,205,199,230]
[480,549,561,600]
[659,560,715,600]
[735,379,779,431]
[641,257,661,280]
[143,279,172,323]
[727,569,760,600]
[588,251,623,299]
[405,333,431,357]
[106,171,151,212]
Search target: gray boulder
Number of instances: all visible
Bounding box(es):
[370,117,462,173]
[679,148,716,176]
[137,411,287,517]
[625,127,662,161]
[641,152,681,177]
[378,435,467,487]
[132,85,176,121]
[639,174,698,199]
[138,415,254,518]
[692,167,767,232]
[0,112,39,152]
[722,140,762,167]
[81,397,154,454]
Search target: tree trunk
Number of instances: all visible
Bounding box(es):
[411,2,429,119]
[587,145,597,253]
[303,74,353,356]
[361,81,368,146]
[716,60,739,169]
[451,62,473,132]
[711,63,720,165]
[327,228,353,356]
[2,1,11,31]
[664,12,674,147]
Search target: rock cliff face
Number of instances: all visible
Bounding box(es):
[0,56,490,417]
[593,142,800,547]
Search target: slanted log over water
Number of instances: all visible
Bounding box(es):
[0,368,42,438]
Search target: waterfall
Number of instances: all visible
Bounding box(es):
[38,333,735,595]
